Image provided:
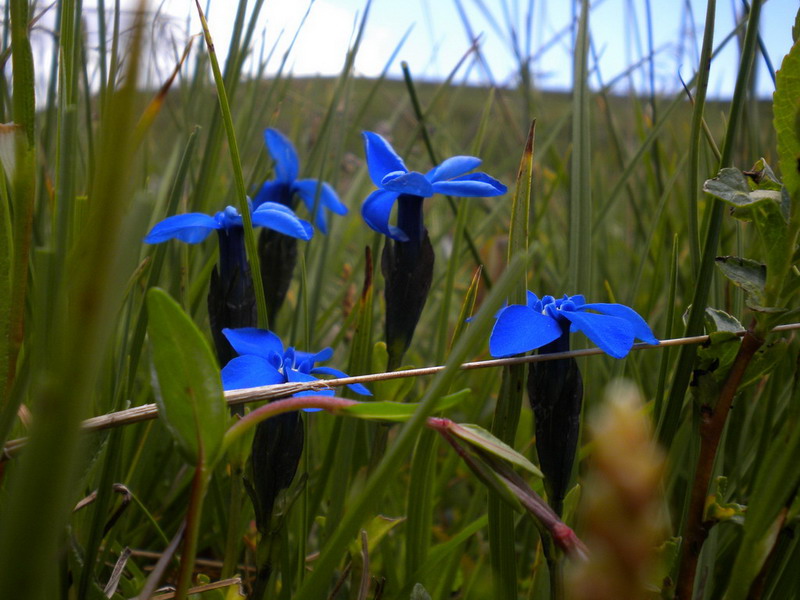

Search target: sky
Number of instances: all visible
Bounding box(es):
[35,0,799,98]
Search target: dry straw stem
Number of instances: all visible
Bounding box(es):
[2,323,798,460]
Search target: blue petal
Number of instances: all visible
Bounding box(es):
[431,172,507,197]
[361,189,408,241]
[264,128,299,183]
[293,179,347,233]
[253,179,292,210]
[221,355,285,391]
[311,366,372,396]
[381,171,434,197]
[252,202,314,240]
[489,305,563,357]
[559,310,635,359]
[144,213,220,244]
[295,347,334,367]
[580,303,659,345]
[426,156,482,182]
[568,294,587,307]
[222,327,284,360]
[526,291,541,309]
[363,131,407,186]
[294,180,347,214]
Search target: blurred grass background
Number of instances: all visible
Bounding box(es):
[0,0,797,598]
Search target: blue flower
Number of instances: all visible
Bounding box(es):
[144,202,313,244]
[253,128,348,234]
[490,293,659,359]
[220,327,372,399]
[361,131,507,242]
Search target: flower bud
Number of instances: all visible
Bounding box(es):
[527,323,583,516]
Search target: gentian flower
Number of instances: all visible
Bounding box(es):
[489,293,658,515]
[254,128,348,233]
[220,327,371,397]
[361,131,507,241]
[144,203,313,367]
[489,293,659,359]
[219,327,371,539]
[253,128,347,317]
[361,131,507,369]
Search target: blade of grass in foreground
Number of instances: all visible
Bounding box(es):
[0,8,144,597]
[489,121,535,600]
[0,0,36,436]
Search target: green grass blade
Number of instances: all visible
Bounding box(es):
[687,0,718,274]
[488,120,535,600]
[659,0,764,448]
[194,0,269,329]
[0,0,36,417]
[0,10,144,594]
[568,0,592,296]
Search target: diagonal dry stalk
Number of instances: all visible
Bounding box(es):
[1,324,797,461]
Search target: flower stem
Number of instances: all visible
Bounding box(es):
[175,463,210,600]
[676,329,763,598]
[220,461,244,578]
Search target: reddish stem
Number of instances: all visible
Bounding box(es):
[676,330,763,599]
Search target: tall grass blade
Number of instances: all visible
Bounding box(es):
[568,0,592,296]
[488,121,535,600]
[659,0,763,448]
[0,0,36,425]
[0,7,145,595]
[687,0,718,275]
[194,0,269,329]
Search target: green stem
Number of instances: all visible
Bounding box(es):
[220,463,244,578]
[175,463,210,600]
[543,541,564,600]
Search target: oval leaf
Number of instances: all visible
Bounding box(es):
[147,287,227,467]
[449,423,543,478]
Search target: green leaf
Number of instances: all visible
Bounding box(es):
[774,39,800,201]
[703,167,783,213]
[690,311,743,408]
[347,515,405,562]
[705,477,746,524]
[410,583,432,600]
[739,337,786,390]
[703,306,745,334]
[337,389,471,422]
[449,423,543,478]
[146,287,227,467]
[449,265,482,353]
[714,256,766,307]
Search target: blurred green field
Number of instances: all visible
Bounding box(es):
[1,2,798,599]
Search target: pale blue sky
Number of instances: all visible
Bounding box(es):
[47,0,800,98]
